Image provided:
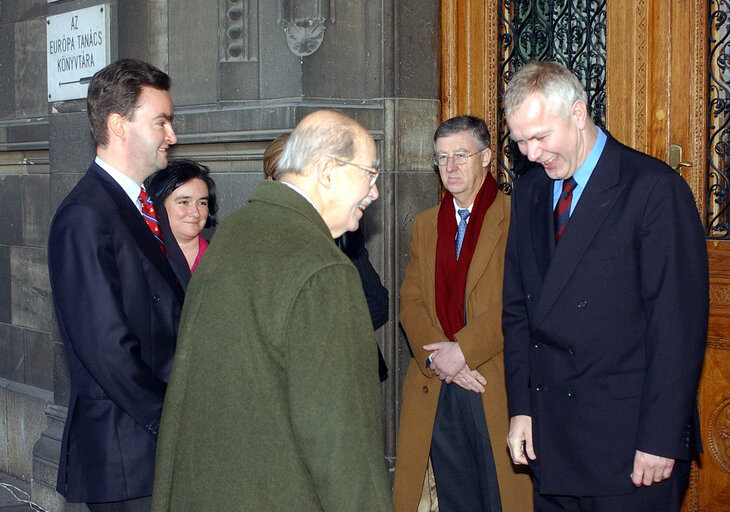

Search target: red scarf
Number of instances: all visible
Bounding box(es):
[434,174,498,341]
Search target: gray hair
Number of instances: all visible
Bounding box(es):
[504,60,587,119]
[275,117,357,179]
[433,115,491,152]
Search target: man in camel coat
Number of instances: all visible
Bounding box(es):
[393,115,531,512]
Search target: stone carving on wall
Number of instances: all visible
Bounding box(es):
[221,0,258,62]
[708,396,730,473]
[278,0,335,57]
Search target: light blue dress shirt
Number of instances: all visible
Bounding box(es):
[552,127,607,215]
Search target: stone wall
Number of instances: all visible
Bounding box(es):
[0,1,441,509]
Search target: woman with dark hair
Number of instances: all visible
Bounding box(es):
[147,159,218,277]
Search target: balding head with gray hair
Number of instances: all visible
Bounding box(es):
[275,110,362,180]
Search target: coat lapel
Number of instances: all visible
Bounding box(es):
[89,164,185,304]
[531,178,554,280]
[465,193,507,299]
[532,137,626,328]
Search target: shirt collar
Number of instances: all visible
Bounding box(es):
[95,156,144,211]
[453,197,473,224]
[571,126,607,189]
[280,181,319,213]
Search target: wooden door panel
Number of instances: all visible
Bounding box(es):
[694,241,730,510]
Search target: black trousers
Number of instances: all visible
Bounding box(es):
[430,381,502,512]
[87,496,152,512]
[533,460,691,512]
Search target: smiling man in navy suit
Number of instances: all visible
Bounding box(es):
[502,60,708,511]
[48,59,183,512]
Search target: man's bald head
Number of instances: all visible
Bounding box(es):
[275,110,369,180]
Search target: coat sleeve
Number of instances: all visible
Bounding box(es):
[452,291,506,371]
[399,214,449,374]
[635,172,708,458]
[48,202,169,434]
[284,263,394,512]
[344,229,390,331]
[502,185,533,418]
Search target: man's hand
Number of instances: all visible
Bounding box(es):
[451,365,486,393]
[507,415,536,465]
[631,450,675,486]
[423,341,466,382]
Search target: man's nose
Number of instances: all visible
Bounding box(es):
[368,183,379,202]
[166,125,177,145]
[445,157,460,172]
[526,140,541,162]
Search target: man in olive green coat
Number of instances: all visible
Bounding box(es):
[151,110,393,512]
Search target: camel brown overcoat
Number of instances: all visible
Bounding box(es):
[393,191,532,511]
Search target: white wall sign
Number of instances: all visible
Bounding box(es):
[47,4,111,101]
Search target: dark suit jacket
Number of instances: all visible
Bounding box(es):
[158,211,192,290]
[337,228,390,381]
[48,162,184,503]
[502,135,708,496]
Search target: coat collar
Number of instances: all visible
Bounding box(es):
[251,180,334,240]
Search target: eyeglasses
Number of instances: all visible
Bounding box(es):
[329,156,381,187]
[433,149,485,167]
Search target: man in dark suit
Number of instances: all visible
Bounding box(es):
[502,60,708,511]
[48,59,183,512]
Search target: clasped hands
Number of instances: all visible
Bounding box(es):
[423,341,485,393]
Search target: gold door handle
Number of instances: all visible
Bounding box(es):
[669,144,693,173]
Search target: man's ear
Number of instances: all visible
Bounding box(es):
[572,100,589,130]
[481,147,492,168]
[316,155,335,190]
[108,113,126,142]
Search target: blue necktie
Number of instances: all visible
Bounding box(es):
[455,208,470,259]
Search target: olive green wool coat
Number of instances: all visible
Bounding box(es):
[151,181,394,512]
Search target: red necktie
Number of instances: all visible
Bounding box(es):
[138,188,166,256]
[554,177,577,244]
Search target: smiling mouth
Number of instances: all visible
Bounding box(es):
[358,197,373,211]
[542,154,557,165]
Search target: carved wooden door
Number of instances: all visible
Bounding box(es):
[440,0,729,509]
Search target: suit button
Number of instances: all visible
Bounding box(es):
[422,386,428,393]
[535,384,544,391]
[533,342,541,349]
[577,300,588,308]
[527,293,534,300]
[567,389,575,398]
[152,294,160,303]
[568,347,575,355]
